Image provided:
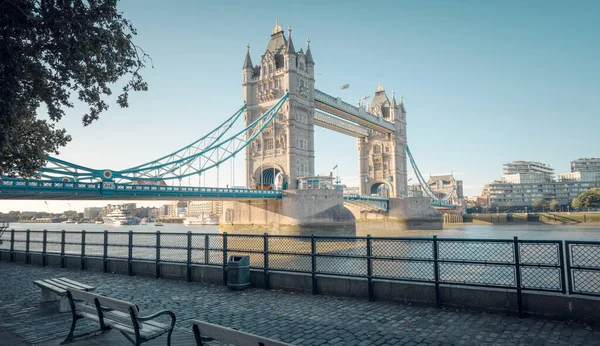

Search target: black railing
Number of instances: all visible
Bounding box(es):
[2,230,599,314]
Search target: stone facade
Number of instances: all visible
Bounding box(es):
[243,20,315,189]
[358,86,408,198]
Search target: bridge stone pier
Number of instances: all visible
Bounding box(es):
[222,21,441,233]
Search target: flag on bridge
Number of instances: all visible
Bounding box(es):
[340,84,350,90]
[332,165,338,170]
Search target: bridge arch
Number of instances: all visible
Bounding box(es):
[369,181,392,198]
[252,164,286,189]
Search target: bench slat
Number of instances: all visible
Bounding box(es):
[192,320,293,346]
[105,320,167,339]
[69,288,100,302]
[95,295,139,317]
[44,279,71,290]
[57,277,95,291]
[33,280,67,295]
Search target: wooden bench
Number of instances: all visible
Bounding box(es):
[63,289,175,345]
[192,320,293,346]
[33,278,95,313]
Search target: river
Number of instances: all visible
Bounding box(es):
[4,222,600,241]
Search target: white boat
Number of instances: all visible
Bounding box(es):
[103,209,140,226]
[95,221,103,224]
[183,214,219,226]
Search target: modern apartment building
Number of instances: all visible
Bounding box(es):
[571,158,600,172]
[487,159,600,207]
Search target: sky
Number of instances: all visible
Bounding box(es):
[2,0,599,212]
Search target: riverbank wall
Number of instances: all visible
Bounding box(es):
[460,212,600,225]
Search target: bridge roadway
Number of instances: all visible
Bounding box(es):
[0,178,282,200]
[0,178,457,210]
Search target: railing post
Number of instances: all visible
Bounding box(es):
[103,231,108,273]
[513,236,523,319]
[263,233,269,290]
[25,229,30,264]
[204,235,209,265]
[565,241,573,294]
[187,232,192,282]
[311,234,317,295]
[433,235,440,309]
[9,229,15,263]
[128,231,133,276]
[81,230,86,270]
[558,241,567,294]
[367,234,373,301]
[156,231,161,279]
[222,232,228,285]
[61,230,66,268]
[42,230,47,267]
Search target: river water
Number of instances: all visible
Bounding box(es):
[4,222,600,241]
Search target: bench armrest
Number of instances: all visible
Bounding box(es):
[138,310,176,329]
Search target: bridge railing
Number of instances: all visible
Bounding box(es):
[2,230,597,317]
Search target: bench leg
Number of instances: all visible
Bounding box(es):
[40,288,60,303]
[61,315,81,345]
[59,297,70,313]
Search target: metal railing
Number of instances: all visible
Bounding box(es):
[2,230,598,317]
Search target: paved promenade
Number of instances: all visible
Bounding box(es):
[0,262,599,346]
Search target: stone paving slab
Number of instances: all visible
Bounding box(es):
[0,262,599,345]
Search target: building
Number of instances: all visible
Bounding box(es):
[427,174,463,204]
[486,159,600,207]
[242,20,407,197]
[83,207,102,219]
[501,161,554,184]
[571,158,600,172]
[187,201,223,217]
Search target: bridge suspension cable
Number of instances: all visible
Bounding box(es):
[36,92,289,184]
[405,146,455,204]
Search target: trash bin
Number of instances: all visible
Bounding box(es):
[227,255,250,290]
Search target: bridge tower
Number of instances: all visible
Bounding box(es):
[358,85,408,197]
[242,20,315,189]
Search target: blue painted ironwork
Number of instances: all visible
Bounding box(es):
[0,178,282,200]
[314,89,396,133]
[31,92,289,184]
[406,146,456,207]
[344,194,389,211]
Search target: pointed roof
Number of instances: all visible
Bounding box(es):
[263,19,288,68]
[284,27,295,54]
[391,90,397,108]
[243,44,253,70]
[399,95,406,113]
[306,38,314,65]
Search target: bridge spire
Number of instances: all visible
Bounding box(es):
[272,18,283,34]
[305,38,314,65]
[243,43,253,70]
[285,26,295,54]
[391,90,397,108]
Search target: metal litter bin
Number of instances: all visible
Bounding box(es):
[227,255,250,290]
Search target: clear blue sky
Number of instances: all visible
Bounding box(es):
[2,0,599,212]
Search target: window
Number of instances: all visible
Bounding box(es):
[275,79,279,88]
[299,63,305,71]
[264,138,274,150]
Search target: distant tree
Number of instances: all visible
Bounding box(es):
[531,199,543,211]
[64,210,79,220]
[572,198,581,210]
[0,0,151,177]
[549,199,560,211]
[574,188,600,209]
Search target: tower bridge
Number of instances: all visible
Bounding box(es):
[0,20,447,232]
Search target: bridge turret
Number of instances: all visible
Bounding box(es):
[242,44,254,103]
[243,20,316,190]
